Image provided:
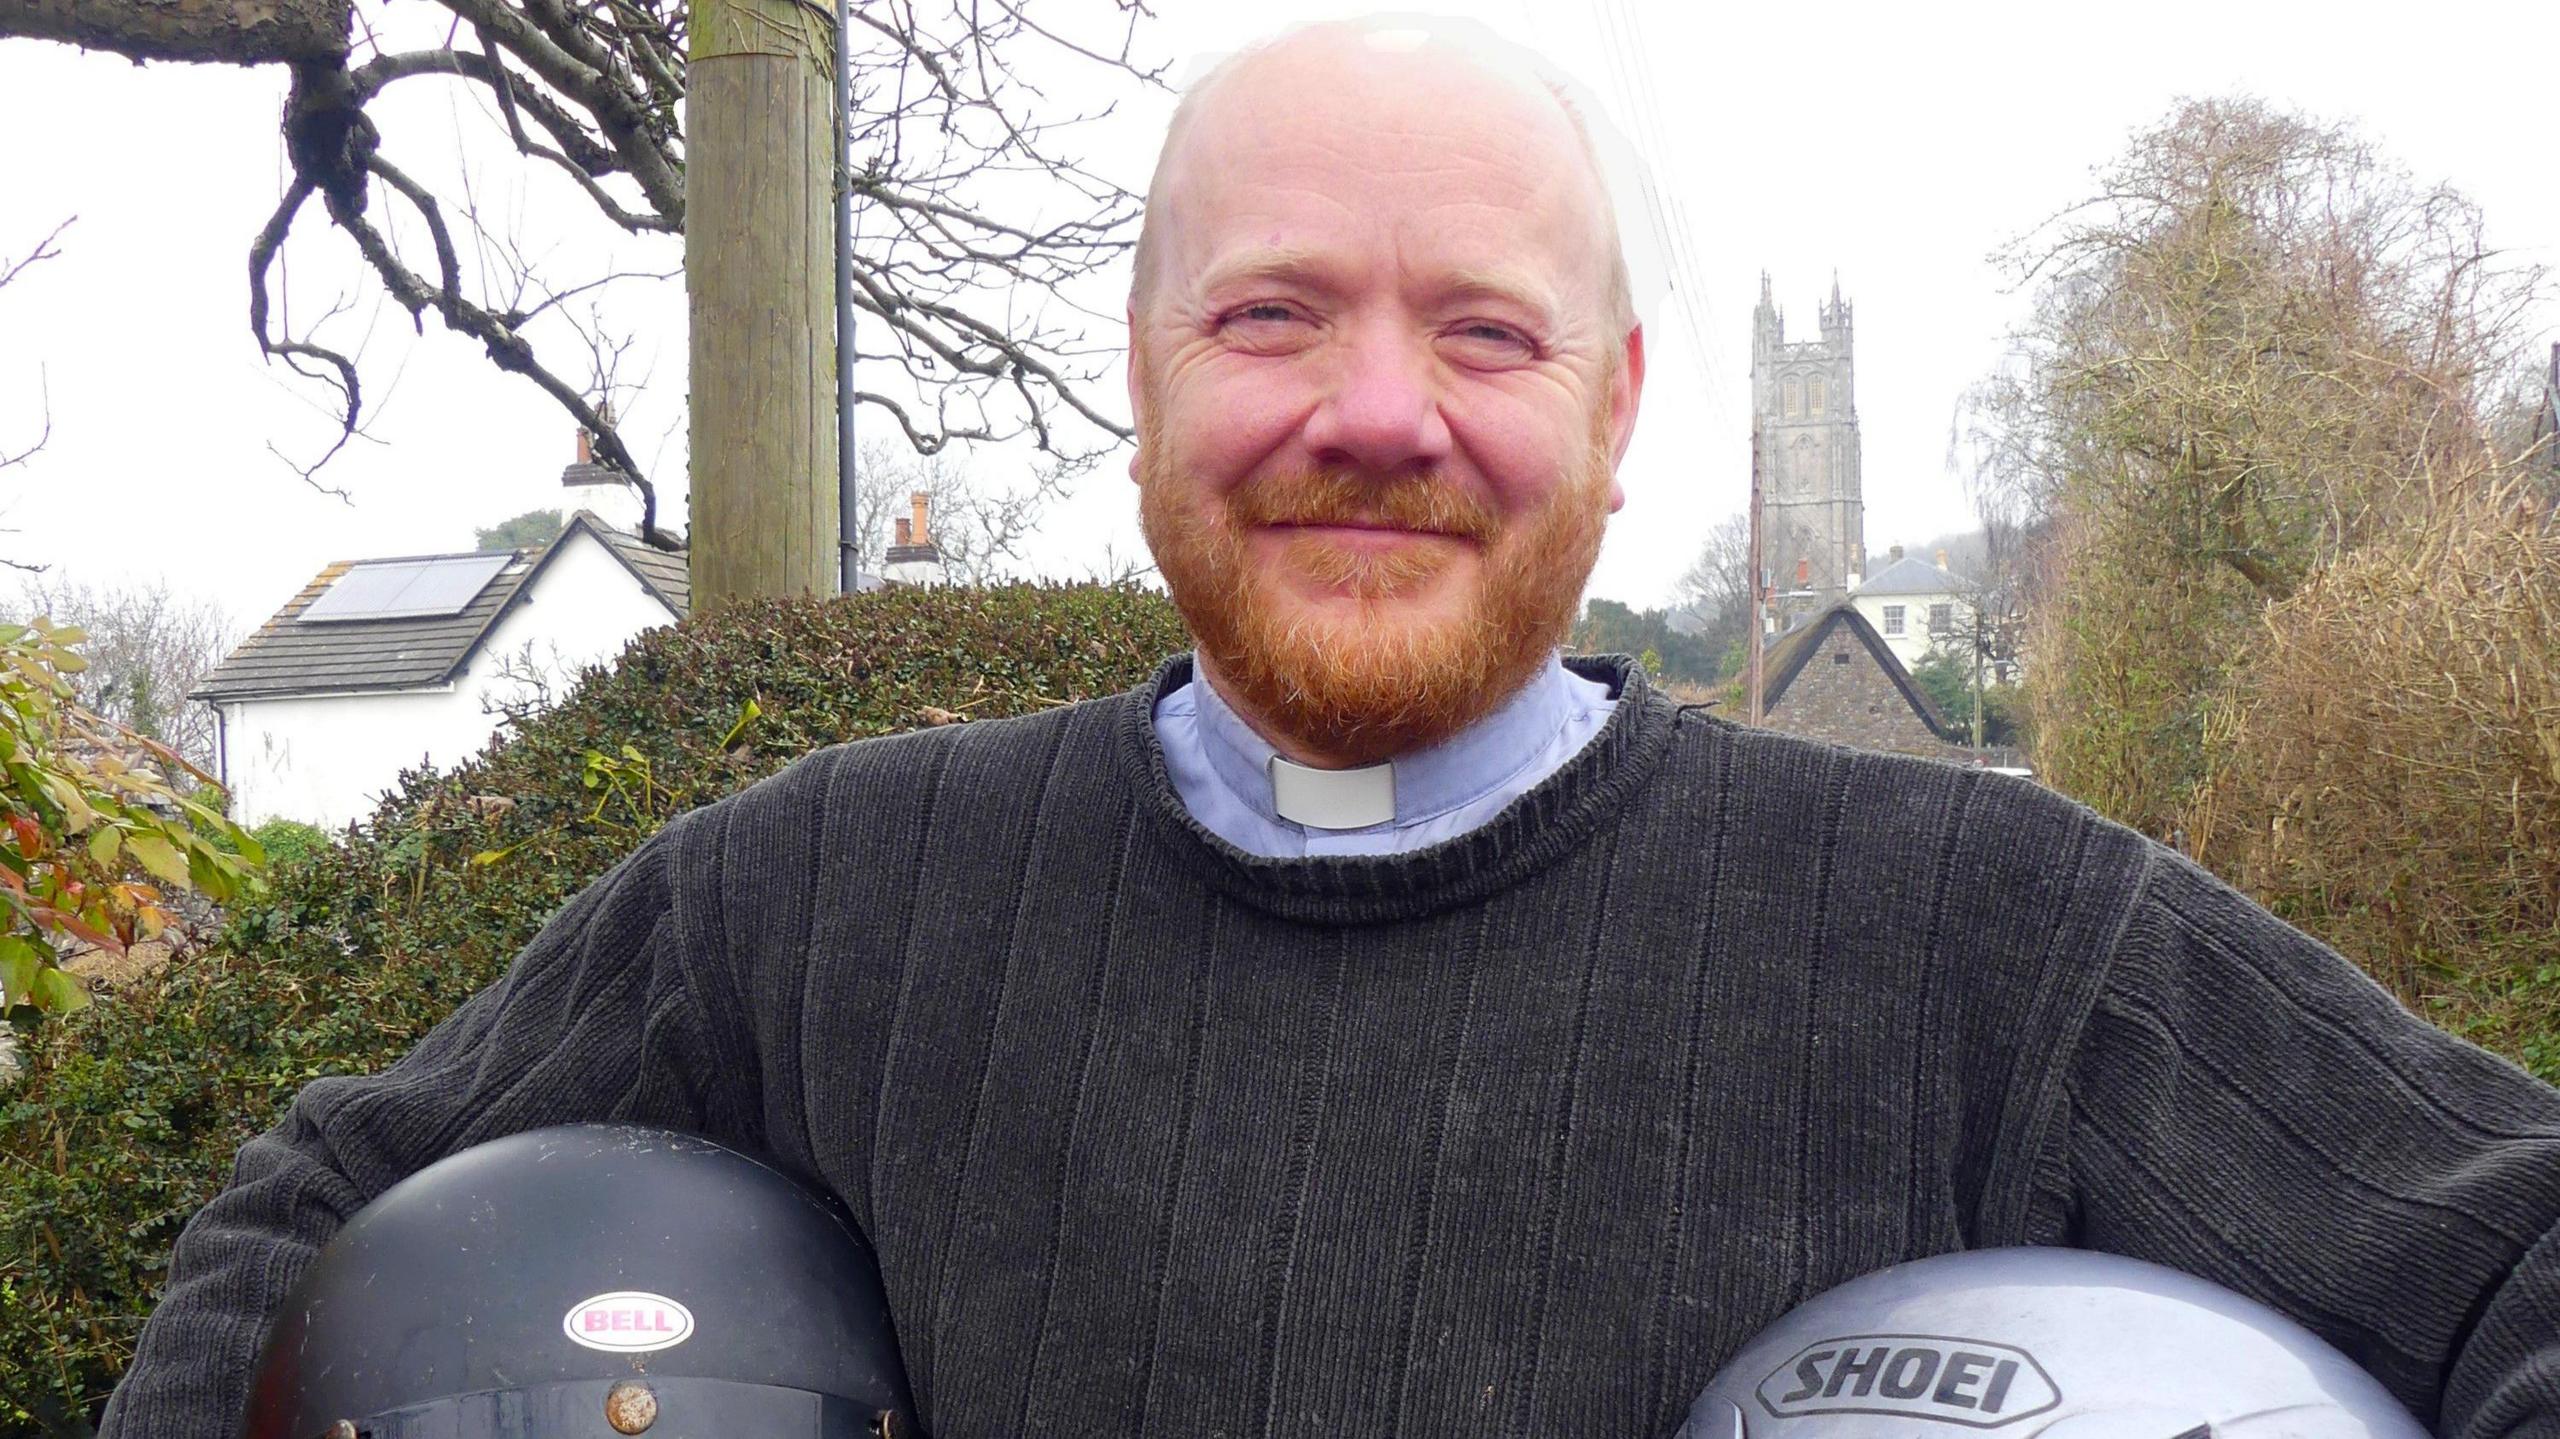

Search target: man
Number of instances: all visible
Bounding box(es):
[106,18,2560,1437]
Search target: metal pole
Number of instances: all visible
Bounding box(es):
[1972,615,1986,753]
[1747,420,1765,725]
[834,0,860,595]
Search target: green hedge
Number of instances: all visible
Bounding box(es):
[0,584,1189,1434]
[241,819,331,868]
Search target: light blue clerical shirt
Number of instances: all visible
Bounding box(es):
[1152,655,1618,859]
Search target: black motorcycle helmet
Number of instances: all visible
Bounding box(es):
[242,1123,919,1438]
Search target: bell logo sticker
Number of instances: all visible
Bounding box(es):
[1758,1334,2059,1428]
[564,1291,695,1354]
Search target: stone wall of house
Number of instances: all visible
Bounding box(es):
[1764,636,1965,759]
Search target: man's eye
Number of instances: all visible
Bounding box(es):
[1227,303,1298,325]
[1443,322,1537,363]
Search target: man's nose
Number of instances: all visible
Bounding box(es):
[1301,325,1454,475]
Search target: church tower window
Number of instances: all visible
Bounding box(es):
[1783,377,1802,419]
[1807,376,1826,417]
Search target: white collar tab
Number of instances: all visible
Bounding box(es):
[1267,754,1396,831]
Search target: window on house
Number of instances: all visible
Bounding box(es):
[1807,376,1826,417]
[1831,650,1850,665]
[1882,605,1905,636]
[1929,603,1955,634]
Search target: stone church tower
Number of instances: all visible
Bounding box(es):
[1751,274,1866,626]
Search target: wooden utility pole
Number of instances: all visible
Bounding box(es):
[1747,420,1766,725]
[1971,616,1986,753]
[688,0,840,607]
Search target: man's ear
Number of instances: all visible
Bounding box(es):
[1599,323,1645,513]
[1125,302,1146,484]
[1609,322,1646,468]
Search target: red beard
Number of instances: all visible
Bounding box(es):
[1138,407,1613,765]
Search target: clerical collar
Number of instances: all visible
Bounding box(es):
[1168,656,1613,846]
[1267,753,1395,831]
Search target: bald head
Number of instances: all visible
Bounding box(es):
[1130,17,1636,337]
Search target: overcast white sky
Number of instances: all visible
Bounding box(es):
[3,0,2556,638]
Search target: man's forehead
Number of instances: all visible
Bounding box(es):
[1152,26,1612,300]
[1165,25,1594,193]
[1198,21,1569,120]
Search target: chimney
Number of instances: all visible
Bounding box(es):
[1934,548,1950,570]
[1888,543,1903,562]
[882,491,948,588]
[561,418,616,488]
[1796,557,1811,587]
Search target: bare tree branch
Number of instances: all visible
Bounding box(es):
[0,218,71,492]
[0,0,351,64]
[0,215,72,290]
[1,0,1163,521]
[12,574,240,774]
[0,371,49,475]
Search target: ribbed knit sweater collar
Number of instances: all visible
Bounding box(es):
[1114,652,1684,926]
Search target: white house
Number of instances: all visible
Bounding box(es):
[192,512,688,829]
[1850,546,1973,670]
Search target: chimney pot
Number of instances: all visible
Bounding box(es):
[1935,548,1950,570]
[910,492,931,547]
[576,429,592,465]
[1888,543,1903,562]
[1795,557,1811,586]
[894,517,912,546]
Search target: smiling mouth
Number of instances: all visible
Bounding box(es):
[1263,521,1475,542]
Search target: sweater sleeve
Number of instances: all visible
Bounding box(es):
[2060,846,2560,1433]
[97,801,763,1438]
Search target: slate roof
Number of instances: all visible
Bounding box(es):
[1856,554,1969,596]
[592,517,690,615]
[194,513,685,703]
[1761,602,1964,745]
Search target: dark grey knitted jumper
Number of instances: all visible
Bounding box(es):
[104,658,2560,1436]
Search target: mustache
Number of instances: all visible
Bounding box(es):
[1225,469,1498,541]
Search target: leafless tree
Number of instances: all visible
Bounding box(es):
[2482,342,2560,511]
[12,575,239,774]
[0,219,68,462]
[1672,510,1751,658]
[478,636,575,726]
[852,437,1072,585]
[0,216,72,573]
[1954,96,2547,833]
[1960,98,2543,605]
[0,1,1164,549]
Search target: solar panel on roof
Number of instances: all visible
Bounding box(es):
[300,553,512,623]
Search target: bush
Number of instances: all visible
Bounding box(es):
[2186,485,2560,1078]
[1908,648,2023,749]
[1571,598,1726,686]
[0,618,260,1023]
[242,819,331,869]
[0,584,1189,1433]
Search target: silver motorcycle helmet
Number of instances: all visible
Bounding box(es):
[1678,1247,2425,1438]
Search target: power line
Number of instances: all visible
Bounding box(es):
[1588,0,1721,400]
